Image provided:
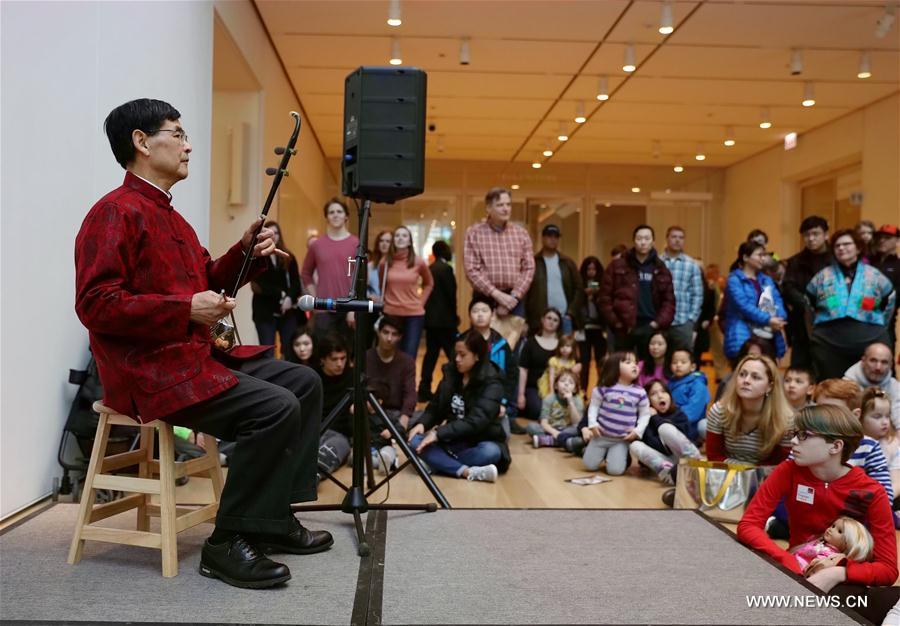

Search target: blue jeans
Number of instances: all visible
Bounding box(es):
[561,315,573,336]
[396,314,425,358]
[410,434,501,477]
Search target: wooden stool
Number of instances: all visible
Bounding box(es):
[67,402,224,577]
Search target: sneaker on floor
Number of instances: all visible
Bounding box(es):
[467,464,498,482]
[373,445,397,476]
[657,465,675,486]
[533,434,555,448]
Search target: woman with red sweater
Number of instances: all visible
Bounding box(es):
[380,225,434,357]
[705,354,793,465]
[738,404,898,607]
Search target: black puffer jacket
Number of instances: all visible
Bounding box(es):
[418,360,511,473]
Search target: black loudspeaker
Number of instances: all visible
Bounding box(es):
[341,66,427,203]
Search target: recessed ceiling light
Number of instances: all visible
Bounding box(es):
[857,50,872,78]
[631,186,641,193]
[459,38,471,66]
[790,49,803,76]
[759,107,772,129]
[389,38,402,65]
[511,184,520,190]
[596,76,609,101]
[695,144,706,161]
[723,126,735,147]
[574,101,586,124]
[623,44,636,72]
[543,148,553,157]
[659,1,674,35]
[674,164,684,173]
[532,162,542,169]
[557,122,569,142]
[802,82,816,107]
[387,0,401,26]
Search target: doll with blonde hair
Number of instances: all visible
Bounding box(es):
[791,516,874,577]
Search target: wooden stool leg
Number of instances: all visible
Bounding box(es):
[136,425,154,532]
[68,412,112,565]
[157,425,178,577]
[203,435,225,503]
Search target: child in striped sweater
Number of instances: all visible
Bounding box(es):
[582,351,650,476]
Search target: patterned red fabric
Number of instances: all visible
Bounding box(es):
[463,220,535,300]
[74,172,269,423]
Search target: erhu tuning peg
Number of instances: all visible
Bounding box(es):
[274,146,285,155]
[265,167,278,176]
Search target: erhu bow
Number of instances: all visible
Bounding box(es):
[211,110,302,351]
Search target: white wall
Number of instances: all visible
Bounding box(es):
[0,1,214,518]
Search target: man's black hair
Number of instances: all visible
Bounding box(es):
[799,215,829,234]
[104,99,181,168]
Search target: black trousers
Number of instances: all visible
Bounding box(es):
[578,328,607,391]
[420,327,457,393]
[164,358,322,535]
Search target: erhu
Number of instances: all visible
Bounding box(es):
[210,111,302,351]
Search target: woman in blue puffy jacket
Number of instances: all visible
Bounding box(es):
[722,241,787,363]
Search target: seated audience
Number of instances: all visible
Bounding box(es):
[668,348,711,441]
[285,326,316,367]
[531,370,584,449]
[517,308,561,420]
[408,331,511,481]
[783,366,815,413]
[365,315,417,472]
[738,404,898,618]
[723,241,787,365]
[316,334,355,476]
[637,330,670,387]
[536,334,581,398]
[705,355,793,465]
[582,351,650,476]
[630,380,701,484]
[844,343,900,429]
[468,296,519,431]
[815,379,893,504]
[807,229,895,381]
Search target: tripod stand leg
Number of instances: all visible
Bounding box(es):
[369,392,451,508]
[353,510,370,557]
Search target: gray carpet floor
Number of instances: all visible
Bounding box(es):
[0,505,866,624]
[382,509,862,625]
[0,504,359,624]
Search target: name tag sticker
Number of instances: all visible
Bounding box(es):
[796,484,815,505]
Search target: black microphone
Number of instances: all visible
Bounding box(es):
[298,294,383,314]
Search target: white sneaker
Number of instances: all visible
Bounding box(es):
[466,464,498,482]
[374,445,397,476]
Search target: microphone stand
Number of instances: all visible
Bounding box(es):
[292,198,449,557]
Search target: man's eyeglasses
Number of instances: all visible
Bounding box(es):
[146,129,189,145]
[788,429,837,442]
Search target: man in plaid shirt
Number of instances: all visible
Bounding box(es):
[660,226,703,351]
[463,187,535,320]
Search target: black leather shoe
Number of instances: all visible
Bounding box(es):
[251,518,334,555]
[661,488,676,508]
[199,535,291,589]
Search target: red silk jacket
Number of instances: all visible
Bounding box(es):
[75,172,269,423]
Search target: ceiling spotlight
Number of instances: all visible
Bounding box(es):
[387,0,402,26]
[631,186,641,193]
[623,44,636,72]
[511,184,520,190]
[532,162,542,169]
[876,4,896,38]
[723,126,736,147]
[659,0,674,35]
[673,164,684,173]
[574,101,586,124]
[596,76,609,101]
[759,107,772,129]
[695,144,706,161]
[652,140,661,159]
[436,135,445,153]
[802,82,816,107]
[459,38,471,66]
[543,148,553,157]
[389,38,402,65]
[557,122,569,142]
[858,50,872,78]
[790,49,803,76]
